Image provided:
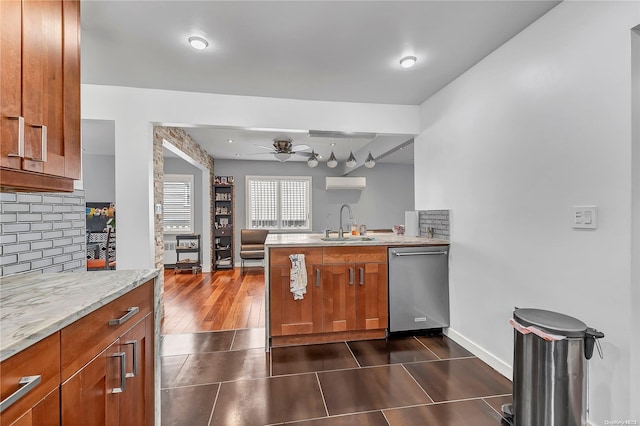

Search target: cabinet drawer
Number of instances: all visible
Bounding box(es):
[0,333,60,425]
[270,247,323,266]
[60,280,153,380]
[215,229,232,237]
[323,246,387,264]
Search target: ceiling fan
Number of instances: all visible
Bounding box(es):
[247,138,312,162]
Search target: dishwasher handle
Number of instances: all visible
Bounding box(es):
[391,250,447,257]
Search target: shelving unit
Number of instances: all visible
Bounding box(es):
[174,234,201,274]
[214,179,234,270]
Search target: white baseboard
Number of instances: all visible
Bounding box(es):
[444,327,513,380]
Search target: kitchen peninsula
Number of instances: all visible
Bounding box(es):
[0,269,160,425]
[265,233,449,348]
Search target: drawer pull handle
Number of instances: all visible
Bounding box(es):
[123,340,138,378]
[392,251,448,256]
[0,375,41,413]
[111,352,127,394]
[359,267,364,285]
[349,268,354,285]
[25,124,47,162]
[109,306,139,326]
[6,116,25,158]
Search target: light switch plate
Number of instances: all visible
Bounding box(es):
[572,206,597,229]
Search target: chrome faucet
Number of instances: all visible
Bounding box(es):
[338,204,353,239]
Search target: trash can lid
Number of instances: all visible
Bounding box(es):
[514,308,587,338]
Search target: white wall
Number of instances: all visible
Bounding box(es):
[415,2,639,423]
[82,154,115,202]
[214,159,414,264]
[82,86,419,269]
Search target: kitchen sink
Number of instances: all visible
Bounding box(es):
[320,236,375,242]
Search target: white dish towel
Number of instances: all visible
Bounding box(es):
[289,254,307,300]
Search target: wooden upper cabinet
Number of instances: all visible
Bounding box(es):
[0,0,80,192]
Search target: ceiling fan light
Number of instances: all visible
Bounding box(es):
[364,151,376,168]
[274,152,291,162]
[345,151,357,168]
[327,151,338,168]
[307,151,319,168]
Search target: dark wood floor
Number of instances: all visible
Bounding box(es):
[160,268,513,425]
[161,267,264,334]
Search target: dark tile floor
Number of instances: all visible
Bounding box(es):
[161,329,512,426]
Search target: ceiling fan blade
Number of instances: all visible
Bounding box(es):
[244,152,273,156]
[293,144,311,151]
[255,145,274,150]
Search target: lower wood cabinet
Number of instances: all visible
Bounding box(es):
[0,280,154,426]
[0,333,60,426]
[61,316,153,426]
[269,246,388,343]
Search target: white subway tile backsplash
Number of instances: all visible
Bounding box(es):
[17,232,42,242]
[30,204,53,213]
[0,189,86,276]
[0,254,18,266]
[31,240,54,250]
[4,243,31,254]
[3,263,31,275]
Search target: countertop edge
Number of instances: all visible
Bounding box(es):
[0,269,160,362]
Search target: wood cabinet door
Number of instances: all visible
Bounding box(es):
[355,262,388,331]
[119,317,154,426]
[61,340,120,426]
[270,264,323,336]
[6,388,59,426]
[322,264,356,333]
[0,0,23,171]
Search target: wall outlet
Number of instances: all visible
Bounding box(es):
[572,206,597,229]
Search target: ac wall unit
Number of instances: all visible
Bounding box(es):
[325,176,366,190]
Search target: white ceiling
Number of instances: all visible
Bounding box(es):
[80,1,559,164]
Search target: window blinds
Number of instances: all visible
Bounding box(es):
[163,175,194,233]
[247,176,311,230]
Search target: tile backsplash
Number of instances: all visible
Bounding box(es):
[0,190,86,277]
[418,210,450,240]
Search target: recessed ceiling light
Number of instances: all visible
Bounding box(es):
[399,55,417,69]
[188,36,209,50]
[227,139,233,143]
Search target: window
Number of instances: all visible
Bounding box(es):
[246,176,312,231]
[163,174,194,233]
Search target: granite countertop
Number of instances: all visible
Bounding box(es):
[0,269,159,362]
[265,232,449,247]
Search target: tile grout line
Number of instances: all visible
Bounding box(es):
[315,372,330,418]
[481,396,510,420]
[412,335,441,360]
[228,329,237,351]
[206,382,222,426]
[343,341,362,368]
[400,363,435,404]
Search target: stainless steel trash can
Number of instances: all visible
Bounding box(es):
[505,308,604,426]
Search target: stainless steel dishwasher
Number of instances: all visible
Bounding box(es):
[388,246,450,332]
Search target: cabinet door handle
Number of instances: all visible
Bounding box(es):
[109,306,139,326]
[24,124,47,162]
[111,352,127,394]
[359,268,364,285]
[315,269,321,287]
[349,268,354,285]
[123,340,138,378]
[6,116,25,158]
[0,375,41,413]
